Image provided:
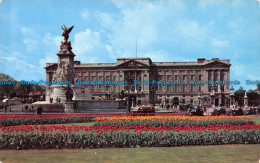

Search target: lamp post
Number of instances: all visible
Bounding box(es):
[230,86,235,108]
[198,92,201,107]
[210,90,215,108]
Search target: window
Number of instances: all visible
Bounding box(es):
[220,72,224,81]
[183,75,187,81]
[214,85,218,92]
[98,86,102,92]
[175,85,178,92]
[199,86,201,92]
[106,76,110,81]
[182,99,185,104]
[191,75,194,80]
[91,76,95,81]
[91,86,95,92]
[113,76,116,81]
[190,99,193,104]
[167,75,171,81]
[190,86,193,92]
[158,75,163,81]
[214,72,218,81]
[175,75,178,81]
[106,86,110,92]
[113,86,116,92]
[167,85,171,92]
[138,85,142,91]
[199,75,202,81]
[159,85,163,92]
[182,85,186,92]
[208,73,212,81]
[99,76,102,81]
[221,85,224,92]
[208,85,212,92]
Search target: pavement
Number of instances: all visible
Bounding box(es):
[0,103,185,114]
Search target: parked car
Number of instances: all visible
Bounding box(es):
[227,108,244,116]
[244,107,255,115]
[204,107,226,116]
[180,104,193,111]
[131,105,155,114]
[189,106,203,116]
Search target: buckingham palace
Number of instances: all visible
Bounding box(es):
[45,57,231,107]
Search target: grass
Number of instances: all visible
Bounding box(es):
[0,144,259,163]
[253,116,260,124]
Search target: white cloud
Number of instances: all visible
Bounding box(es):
[211,39,229,48]
[20,26,39,52]
[73,29,101,54]
[105,44,112,53]
[81,9,89,19]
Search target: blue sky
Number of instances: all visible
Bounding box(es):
[0,0,259,91]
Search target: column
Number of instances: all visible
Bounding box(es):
[217,70,221,92]
[164,71,167,93]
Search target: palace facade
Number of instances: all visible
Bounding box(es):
[45,57,231,107]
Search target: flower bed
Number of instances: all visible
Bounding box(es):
[0,113,186,126]
[0,115,259,149]
[94,116,254,127]
[1,130,259,149]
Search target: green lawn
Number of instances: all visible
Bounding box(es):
[0,144,259,163]
[253,116,260,124]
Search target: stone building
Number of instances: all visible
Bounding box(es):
[45,57,231,107]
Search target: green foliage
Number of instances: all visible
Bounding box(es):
[0,117,94,126]
[0,130,259,149]
[94,119,255,127]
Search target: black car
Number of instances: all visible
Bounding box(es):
[215,107,227,115]
[227,108,244,116]
[189,106,203,116]
[244,107,255,115]
[180,104,193,111]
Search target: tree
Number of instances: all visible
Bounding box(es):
[247,90,259,106]
[234,87,246,106]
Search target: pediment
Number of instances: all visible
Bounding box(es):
[116,60,149,68]
[205,61,230,68]
[45,63,58,70]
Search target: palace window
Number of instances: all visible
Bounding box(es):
[199,75,202,81]
[191,75,194,80]
[190,99,193,104]
[208,73,212,81]
[159,85,163,92]
[113,86,116,92]
[183,75,187,81]
[190,86,194,92]
[182,99,185,104]
[167,85,171,92]
[106,86,110,92]
[167,75,171,81]
[98,86,102,92]
[175,85,178,92]
[175,75,178,81]
[182,85,186,92]
[199,86,201,92]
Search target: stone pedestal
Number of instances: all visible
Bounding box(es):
[49,85,67,103]
[71,84,92,100]
[64,102,75,113]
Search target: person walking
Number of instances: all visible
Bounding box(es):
[4,104,7,113]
